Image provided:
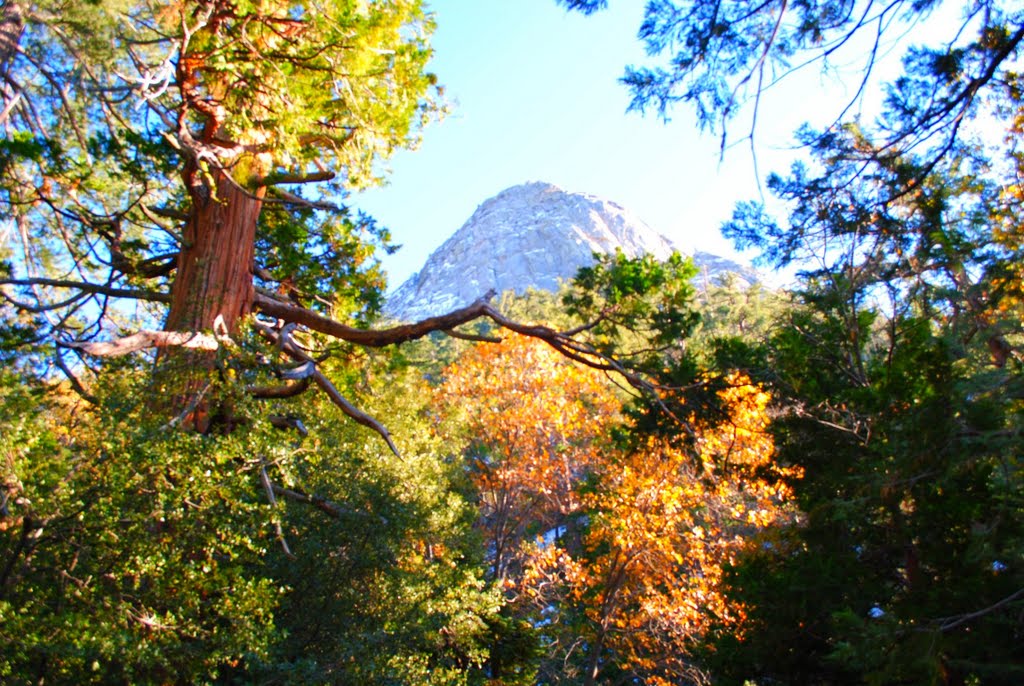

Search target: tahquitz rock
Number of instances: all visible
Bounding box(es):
[386,181,755,321]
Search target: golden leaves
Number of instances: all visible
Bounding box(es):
[440,338,799,681]
[522,372,799,680]
[436,333,621,580]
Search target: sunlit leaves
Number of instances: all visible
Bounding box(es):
[436,333,621,583]
[174,0,440,188]
[0,374,278,683]
[519,373,797,684]
[439,332,798,683]
[563,250,699,361]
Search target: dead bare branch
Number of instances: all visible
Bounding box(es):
[52,349,98,405]
[278,361,315,380]
[270,482,386,523]
[145,204,189,221]
[1,277,171,303]
[934,587,1024,632]
[268,414,309,436]
[310,368,400,458]
[260,459,295,558]
[248,376,312,399]
[254,321,401,458]
[60,329,232,356]
[255,290,688,422]
[254,290,507,347]
[266,186,341,211]
[160,382,213,431]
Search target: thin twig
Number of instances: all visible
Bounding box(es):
[934,588,1024,632]
[160,382,213,431]
[260,459,295,559]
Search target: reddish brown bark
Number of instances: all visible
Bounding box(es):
[158,162,264,430]
[165,164,264,334]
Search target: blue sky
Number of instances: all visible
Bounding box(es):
[352,1,916,291]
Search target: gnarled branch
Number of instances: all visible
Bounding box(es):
[443,328,501,343]
[62,286,684,450]
[60,329,231,356]
[254,321,401,458]
[248,376,312,399]
[310,368,400,458]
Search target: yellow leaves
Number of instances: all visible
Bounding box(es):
[692,371,775,475]
[518,373,800,679]
[440,338,801,680]
[437,332,620,502]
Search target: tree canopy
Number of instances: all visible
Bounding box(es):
[0,0,700,443]
[560,0,1024,683]
[4,0,1024,683]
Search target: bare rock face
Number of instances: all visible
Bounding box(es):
[386,182,754,321]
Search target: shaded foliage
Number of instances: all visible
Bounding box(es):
[704,126,1024,686]
[0,354,508,685]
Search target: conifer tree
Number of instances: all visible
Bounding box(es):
[561,1,1024,681]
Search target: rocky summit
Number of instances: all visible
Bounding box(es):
[385,181,755,321]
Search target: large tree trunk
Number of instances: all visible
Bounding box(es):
[166,163,263,334]
[158,161,264,430]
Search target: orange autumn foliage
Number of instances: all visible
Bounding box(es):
[439,335,799,684]
[435,333,621,581]
[520,373,799,684]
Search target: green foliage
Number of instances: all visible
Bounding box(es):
[252,360,502,684]
[1,373,278,684]
[498,286,578,329]
[710,299,1024,684]
[701,148,1024,684]
[255,203,396,324]
[173,0,439,189]
[0,353,507,684]
[563,250,699,363]
[691,274,789,375]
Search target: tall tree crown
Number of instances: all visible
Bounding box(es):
[1,0,439,347]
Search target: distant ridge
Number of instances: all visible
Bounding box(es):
[386,182,756,321]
